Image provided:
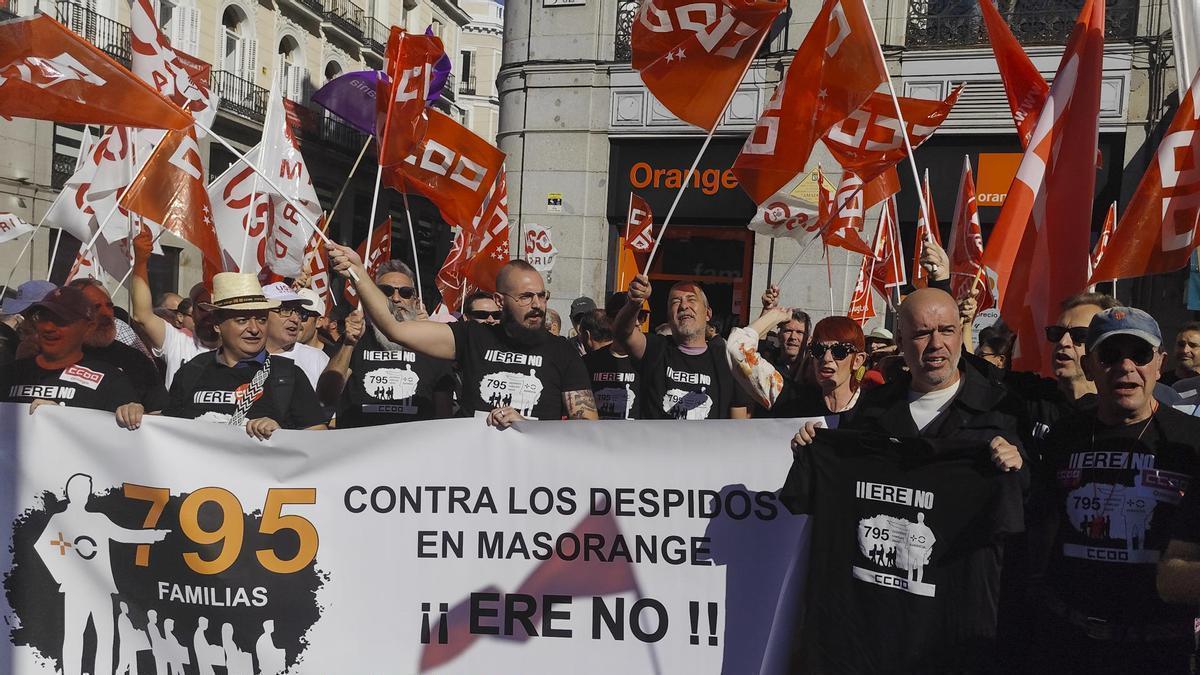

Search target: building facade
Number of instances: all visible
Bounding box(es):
[498,0,1181,334]
[457,0,503,141]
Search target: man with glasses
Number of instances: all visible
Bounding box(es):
[1030,307,1200,673]
[322,260,455,427]
[296,289,326,350]
[464,292,502,325]
[261,282,330,389]
[615,274,750,420]
[326,246,597,425]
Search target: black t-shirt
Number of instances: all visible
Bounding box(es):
[449,320,591,420]
[637,334,747,420]
[582,345,640,420]
[164,352,328,429]
[84,340,169,412]
[0,356,137,412]
[781,429,1024,673]
[1002,368,1097,465]
[338,329,455,427]
[1034,405,1200,624]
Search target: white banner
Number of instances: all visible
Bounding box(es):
[0,213,34,244]
[0,404,810,675]
[522,223,557,276]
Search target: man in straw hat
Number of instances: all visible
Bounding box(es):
[153,273,328,440]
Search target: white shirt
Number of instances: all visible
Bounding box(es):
[271,341,329,389]
[906,379,963,432]
[154,318,213,389]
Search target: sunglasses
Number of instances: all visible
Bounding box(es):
[469,310,503,321]
[1046,325,1089,345]
[378,284,417,300]
[1096,341,1156,367]
[809,342,857,361]
[28,310,72,326]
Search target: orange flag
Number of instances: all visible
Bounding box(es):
[948,156,992,310]
[848,252,877,324]
[345,218,393,306]
[732,0,886,205]
[435,229,470,313]
[119,127,222,284]
[632,0,785,131]
[384,110,505,230]
[462,169,511,293]
[377,29,444,167]
[303,229,335,316]
[1088,201,1116,283]
[979,0,1049,149]
[911,169,942,289]
[869,197,906,294]
[822,170,880,257]
[625,193,655,272]
[981,0,1104,374]
[0,15,191,130]
[1090,69,1200,283]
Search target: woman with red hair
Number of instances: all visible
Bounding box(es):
[773,316,867,417]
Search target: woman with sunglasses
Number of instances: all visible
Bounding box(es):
[777,317,867,417]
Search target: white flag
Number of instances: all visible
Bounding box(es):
[259,75,322,277]
[0,213,34,244]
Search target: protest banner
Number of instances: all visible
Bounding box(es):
[0,405,811,674]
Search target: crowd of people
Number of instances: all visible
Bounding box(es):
[4,232,1200,671]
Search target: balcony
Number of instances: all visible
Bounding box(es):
[459,73,477,96]
[213,70,268,123]
[282,0,323,17]
[322,0,366,41]
[363,17,387,55]
[57,0,130,67]
[441,71,456,102]
[906,0,1140,49]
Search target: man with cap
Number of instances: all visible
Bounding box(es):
[1,280,56,368]
[568,296,597,355]
[158,273,328,440]
[0,286,139,418]
[261,282,329,389]
[296,288,326,350]
[1029,307,1200,673]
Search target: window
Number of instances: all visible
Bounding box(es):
[278,35,307,101]
[221,6,255,81]
[158,0,200,56]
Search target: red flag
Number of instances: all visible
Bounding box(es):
[632,0,785,131]
[848,253,877,324]
[869,197,906,294]
[732,0,887,205]
[119,127,222,284]
[948,156,988,308]
[821,170,878,257]
[625,193,655,271]
[434,228,470,312]
[1090,69,1200,283]
[129,0,217,128]
[1088,201,1116,282]
[462,169,510,293]
[303,229,335,316]
[979,0,1050,149]
[0,15,191,130]
[981,0,1104,374]
[377,29,444,167]
[911,169,943,289]
[384,110,505,230]
[344,218,393,306]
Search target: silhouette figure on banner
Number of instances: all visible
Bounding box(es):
[222,623,254,675]
[34,473,169,675]
[146,608,167,674]
[906,513,936,583]
[193,616,225,675]
[255,619,286,675]
[115,602,151,675]
[162,618,191,675]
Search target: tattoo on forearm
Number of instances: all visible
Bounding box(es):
[565,390,598,419]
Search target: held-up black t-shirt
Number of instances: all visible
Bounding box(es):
[1034,406,1200,625]
[781,429,1024,673]
[582,345,640,420]
[84,341,169,412]
[637,334,747,420]
[338,329,455,427]
[164,352,328,429]
[449,321,591,420]
[0,356,137,412]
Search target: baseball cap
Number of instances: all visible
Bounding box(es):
[570,296,597,319]
[867,327,894,342]
[22,286,92,323]
[1086,306,1162,350]
[296,288,325,316]
[3,280,57,314]
[262,281,309,306]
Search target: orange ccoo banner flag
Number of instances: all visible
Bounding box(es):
[978,0,1050,150]
[632,0,785,132]
[625,193,655,271]
[0,14,191,130]
[377,28,444,167]
[1089,69,1200,284]
[947,156,992,310]
[1088,201,1116,283]
[869,197,906,295]
[911,169,943,289]
[462,169,511,293]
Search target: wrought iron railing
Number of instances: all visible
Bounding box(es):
[52,152,75,190]
[906,0,1140,49]
[459,73,477,96]
[363,17,387,54]
[212,70,268,123]
[441,71,456,102]
[307,113,369,154]
[286,0,323,15]
[322,0,366,40]
[57,0,130,67]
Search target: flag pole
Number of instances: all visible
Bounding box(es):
[239,173,262,272]
[401,190,424,300]
[46,227,65,280]
[364,163,385,270]
[824,244,835,317]
[1,209,56,298]
[641,29,773,272]
[774,178,874,286]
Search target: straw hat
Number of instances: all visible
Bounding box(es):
[198,273,281,311]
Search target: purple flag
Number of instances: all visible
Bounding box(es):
[311,70,381,135]
[426,26,452,105]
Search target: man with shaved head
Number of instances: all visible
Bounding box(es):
[327,244,597,425]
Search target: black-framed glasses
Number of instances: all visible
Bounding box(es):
[1096,341,1156,367]
[503,291,550,306]
[1046,325,1089,345]
[378,284,417,300]
[469,310,503,321]
[809,342,856,361]
[270,306,300,318]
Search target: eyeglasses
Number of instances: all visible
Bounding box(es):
[503,291,550,306]
[808,342,857,361]
[378,284,417,300]
[1046,325,1089,345]
[270,307,300,318]
[1096,341,1156,367]
[469,310,504,321]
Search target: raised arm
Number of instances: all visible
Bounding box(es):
[725,307,792,409]
[327,243,455,360]
[614,274,651,360]
[129,227,167,349]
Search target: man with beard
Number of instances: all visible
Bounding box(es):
[261,282,329,389]
[1162,322,1200,386]
[129,228,218,388]
[322,260,454,426]
[326,244,597,425]
[614,274,750,420]
[67,279,168,421]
